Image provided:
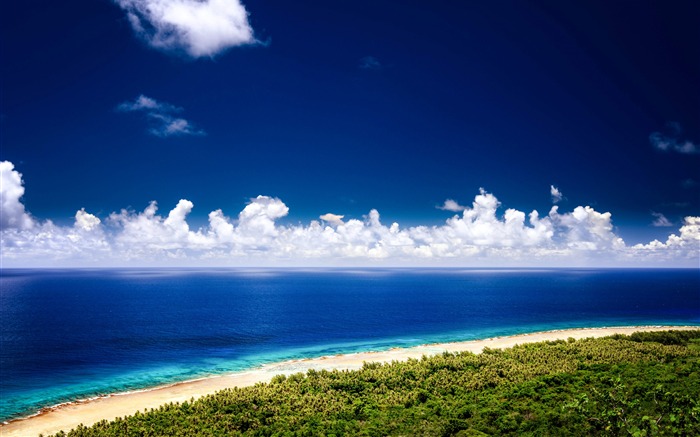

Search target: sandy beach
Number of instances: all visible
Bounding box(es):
[1,325,697,437]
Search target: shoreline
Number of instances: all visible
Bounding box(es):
[1,325,698,437]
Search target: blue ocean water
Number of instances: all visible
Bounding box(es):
[1,268,698,422]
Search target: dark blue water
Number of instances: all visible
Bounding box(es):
[1,268,698,421]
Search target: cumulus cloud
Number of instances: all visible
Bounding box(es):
[550,185,563,203]
[114,0,256,58]
[1,161,698,267]
[320,213,345,226]
[650,122,699,154]
[632,216,700,256]
[651,212,672,227]
[438,199,467,212]
[118,95,205,137]
[75,208,102,232]
[0,161,35,230]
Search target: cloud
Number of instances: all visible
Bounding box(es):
[649,122,699,154]
[1,161,698,267]
[651,212,672,227]
[117,95,175,112]
[550,185,563,203]
[147,113,204,137]
[438,199,468,212]
[75,208,102,232]
[682,178,697,189]
[320,213,345,226]
[359,56,381,70]
[118,95,205,137]
[633,217,700,252]
[0,161,35,230]
[114,0,256,58]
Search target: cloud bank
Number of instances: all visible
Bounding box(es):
[114,0,256,58]
[1,161,698,267]
[118,95,205,137]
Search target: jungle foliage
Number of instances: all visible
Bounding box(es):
[50,330,700,436]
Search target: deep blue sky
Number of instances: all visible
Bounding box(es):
[1,0,698,245]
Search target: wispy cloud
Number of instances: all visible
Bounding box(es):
[2,161,698,267]
[651,212,672,227]
[682,178,697,189]
[359,56,381,70]
[649,122,699,154]
[550,185,563,203]
[117,95,205,137]
[114,0,256,58]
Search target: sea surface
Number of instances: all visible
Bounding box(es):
[1,268,698,422]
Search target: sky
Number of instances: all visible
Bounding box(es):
[0,0,698,267]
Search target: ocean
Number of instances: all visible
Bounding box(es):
[1,268,698,422]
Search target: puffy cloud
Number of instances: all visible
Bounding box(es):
[631,217,700,264]
[0,161,35,230]
[238,196,289,236]
[649,122,699,154]
[109,200,211,255]
[118,95,205,137]
[114,0,256,58]
[438,199,467,212]
[1,199,109,264]
[432,189,553,248]
[548,205,625,251]
[319,213,345,226]
[1,161,698,267]
[679,216,700,242]
[75,208,101,232]
[651,212,672,227]
[550,185,563,203]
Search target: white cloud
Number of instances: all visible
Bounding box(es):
[148,113,204,137]
[118,95,205,137]
[438,199,467,212]
[320,213,345,226]
[651,212,672,227]
[1,161,698,267]
[75,208,101,232]
[114,0,256,58]
[0,161,35,230]
[550,205,626,251]
[550,185,563,203]
[631,217,700,264]
[649,122,699,154]
[117,95,177,112]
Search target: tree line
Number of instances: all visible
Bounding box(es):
[48,330,700,436]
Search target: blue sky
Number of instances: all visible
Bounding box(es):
[1,0,698,267]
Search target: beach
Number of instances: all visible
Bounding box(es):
[1,325,697,437]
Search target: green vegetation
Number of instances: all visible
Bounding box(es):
[51,330,700,436]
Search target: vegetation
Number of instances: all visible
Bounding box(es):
[50,330,700,436]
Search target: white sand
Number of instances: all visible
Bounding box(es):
[1,325,697,437]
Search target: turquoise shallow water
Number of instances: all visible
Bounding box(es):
[1,268,698,421]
